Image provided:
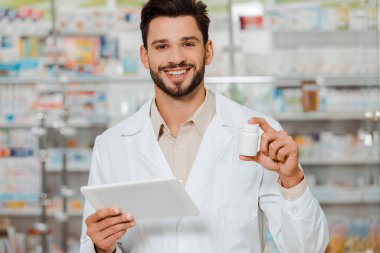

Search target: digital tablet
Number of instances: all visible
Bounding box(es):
[80,178,199,220]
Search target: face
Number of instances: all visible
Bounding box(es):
[140,16,213,98]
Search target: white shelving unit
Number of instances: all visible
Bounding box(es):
[300,158,380,165]
[274,112,368,121]
[0,209,83,217]
[1,1,380,252]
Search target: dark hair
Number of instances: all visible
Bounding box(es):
[140,0,210,48]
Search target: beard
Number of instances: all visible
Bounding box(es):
[149,59,205,98]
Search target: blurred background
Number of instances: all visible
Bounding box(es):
[0,0,379,252]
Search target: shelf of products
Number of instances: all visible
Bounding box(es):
[274,112,368,121]
[1,0,379,252]
[300,158,380,166]
[0,209,83,217]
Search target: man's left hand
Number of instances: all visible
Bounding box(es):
[239,117,304,188]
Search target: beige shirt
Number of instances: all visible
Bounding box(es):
[150,90,215,184]
[150,90,307,200]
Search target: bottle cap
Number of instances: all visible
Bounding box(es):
[242,123,259,133]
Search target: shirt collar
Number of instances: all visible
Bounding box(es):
[150,89,216,140]
[150,99,166,139]
[189,89,215,135]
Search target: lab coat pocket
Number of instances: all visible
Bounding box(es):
[213,163,261,220]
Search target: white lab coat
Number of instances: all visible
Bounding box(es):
[80,90,329,253]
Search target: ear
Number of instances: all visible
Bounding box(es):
[140,45,149,69]
[205,40,214,65]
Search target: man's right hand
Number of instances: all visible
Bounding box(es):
[85,208,135,253]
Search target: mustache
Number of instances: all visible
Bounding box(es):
[158,62,195,72]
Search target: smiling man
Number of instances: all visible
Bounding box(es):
[79,0,328,253]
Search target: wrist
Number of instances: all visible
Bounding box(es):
[95,245,116,253]
[279,168,304,189]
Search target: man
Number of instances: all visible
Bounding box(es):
[80,0,329,252]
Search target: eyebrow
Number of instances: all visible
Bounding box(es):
[150,36,201,47]
[181,36,200,42]
[151,39,169,47]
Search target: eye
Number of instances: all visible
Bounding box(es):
[184,42,195,47]
[155,44,167,50]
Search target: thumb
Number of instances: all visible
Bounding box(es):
[239,153,260,162]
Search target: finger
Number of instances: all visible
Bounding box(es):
[239,155,255,161]
[248,117,275,133]
[102,230,128,251]
[277,143,299,161]
[248,151,281,172]
[86,208,121,225]
[268,136,292,162]
[260,131,288,154]
[97,214,134,232]
[99,221,135,241]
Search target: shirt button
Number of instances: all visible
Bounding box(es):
[291,208,298,214]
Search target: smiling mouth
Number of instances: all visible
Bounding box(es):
[163,67,191,78]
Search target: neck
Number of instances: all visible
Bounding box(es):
[154,84,206,136]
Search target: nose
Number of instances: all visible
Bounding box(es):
[167,46,185,65]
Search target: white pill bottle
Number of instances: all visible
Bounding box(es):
[239,123,260,156]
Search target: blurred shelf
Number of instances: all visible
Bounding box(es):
[319,199,380,205]
[275,76,379,87]
[206,76,275,84]
[64,122,108,128]
[0,122,39,128]
[0,76,151,84]
[273,30,377,48]
[313,186,380,205]
[57,31,107,37]
[1,75,379,86]
[0,156,37,161]
[0,209,83,217]
[301,158,380,165]
[46,167,89,173]
[0,120,107,128]
[37,84,108,92]
[0,77,48,84]
[0,31,51,38]
[274,112,367,121]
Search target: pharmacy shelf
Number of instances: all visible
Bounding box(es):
[0,121,107,129]
[64,122,108,128]
[57,31,107,37]
[0,156,36,161]
[273,30,377,48]
[0,77,48,84]
[0,209,83,217]
[46,167,89,173]
[0,31,51,38]
[1,75,379,86]
[300,158,380,165]
[274,112,367,121]
[0,76,151,85]
[313,186,380,205]
[0,122,39,128]
[275,76,379,87]
[319,199,380,205]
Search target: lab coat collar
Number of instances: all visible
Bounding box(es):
[120,90,244,136]
[120,98,153,136]
[119,89,246,195]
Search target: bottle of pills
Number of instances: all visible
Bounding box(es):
[239,123,259,157]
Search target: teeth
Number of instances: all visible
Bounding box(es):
[168,69,187,77]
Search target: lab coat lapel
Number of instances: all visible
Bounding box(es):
[137,121,173,177]
[185,116,232,196]
[185,92,245,196]
[121,99,173,178]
